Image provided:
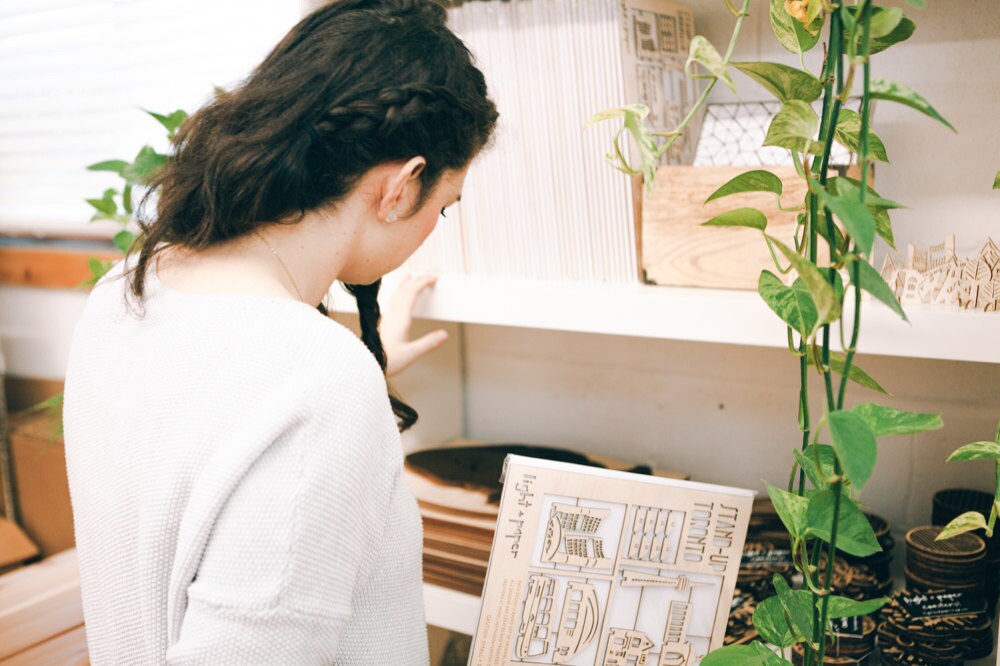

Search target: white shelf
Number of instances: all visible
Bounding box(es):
[423,583,480,636]
[337,274,1000,365]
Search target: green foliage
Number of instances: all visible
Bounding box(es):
[833,109,889,163]
[587,105,659,190]
[765,101,824,155]
[795,444,837,491]
[769,237,840,327]
[767,482,809,538]
[947,440,1000,462]
[686,36,736,93]
[827,410,878,490]
[769,0,819,55]
[807,490,882,557]
[993,170,1000,189]
[706,170,784,203]
[938,511,989,539]
[869,78,954,131]
[702,207,768,231]
[850,258,907,321]
[759,272,818,338]
[826,595,888,618]
[731,61,822,103]
[773,574,815,641]
[701,641,791,665]
[813,184,877,256]
[752,596,798,648]
[843,5,915,54]
[851,403,942,437]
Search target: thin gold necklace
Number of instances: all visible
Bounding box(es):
[252,229,306,303]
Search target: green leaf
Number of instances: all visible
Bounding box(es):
[947,441,1000,462]
[769,237,840,327]
[752,596,797,648]
[828,178,905,211]
[122,145,167,185]
[764,101,823,155]
[767,482,810,538]
[828,410,878,490]
[872,208,896,250]
[702,642,791,666]
[86,196,117,217]
[851,259,907,321]
[867,7,904,40]
[706,170,784,203]
[769,0,820,54]
[796,444,838,491]
[773,574,814,641]
[731,61,822,103]
[993,170,999,189]
[587,105,659,190]
[702,207,769,231]
[113,230,136,254]
[827,595,888,618]
[86,159,129,175]
[86,257,113,285]
[122,183,133,216]
[851,403,942,437]
[827,352,890,395]
[833,109,889,163]
[807,490,882,557]
[686,36,736,93]
[937,511,989,540]
[869,78,953,131]
[814,186,877,256]
[759,271,818,338]
[146,108,187,138]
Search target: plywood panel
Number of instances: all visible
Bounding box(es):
[641,165,809,290]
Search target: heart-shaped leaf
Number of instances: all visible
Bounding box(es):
[869,78,954,132]
[753,596,797,648]
[834,109,889,162]
[706,170,784,203]
[828,410,878,490]
[851,403,942,437]
[947,441,1000,462]
[765,101,823,155]
[702,207,769,231]
[807,490,882,557]
[937,511,989,540]
[731,61,822,103]
[759,271,818,338]
[826,595,888,618]
[686,36,736,93]
[850,258,907,321]
[769,236,841,327]
[769,0,820,54]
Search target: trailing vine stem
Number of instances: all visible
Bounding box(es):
[654,0,752,161]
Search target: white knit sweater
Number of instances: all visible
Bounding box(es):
[63,258,429,665]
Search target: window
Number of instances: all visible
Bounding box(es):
[0,0,301,238]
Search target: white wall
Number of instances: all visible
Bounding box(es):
[460,324,999,532]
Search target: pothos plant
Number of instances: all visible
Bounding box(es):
[593,0,989,664]
[84,108,186,283]
[937,421,1000,541]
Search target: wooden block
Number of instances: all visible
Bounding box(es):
[0,519,39,572]
[1,624,88,666]
[0,246,118,290]
[0,549,83,660]
[641,165,809,290]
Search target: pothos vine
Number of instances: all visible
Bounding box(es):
[592,1,990,663]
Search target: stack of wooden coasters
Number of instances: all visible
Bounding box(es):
[790,615,877,664]
[904,525,987,598]
[877,588,994,664]
[723,588,758,646]
[735,539,796,601]
[933,488,1000,614]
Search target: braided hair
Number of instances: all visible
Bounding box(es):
[127,0,498,431]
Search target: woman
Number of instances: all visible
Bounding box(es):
[63,1,497,663]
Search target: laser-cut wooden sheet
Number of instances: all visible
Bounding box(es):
[469,456,754,666]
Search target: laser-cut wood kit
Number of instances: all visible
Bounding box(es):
[469,456,754,665]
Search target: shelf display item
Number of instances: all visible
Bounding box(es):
[405,442,686,596]
[904,526,987,598]
[876,588,995,664]
[879,235,1000,311]
[933,488,1000,614]
[469,455,753,665]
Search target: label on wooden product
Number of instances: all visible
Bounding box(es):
[899,590,985,619]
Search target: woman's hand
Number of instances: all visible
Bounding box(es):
[381,274,448,377]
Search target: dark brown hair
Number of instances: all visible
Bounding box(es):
[128,0,497,430]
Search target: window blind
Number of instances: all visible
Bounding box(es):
[0,0,301,237]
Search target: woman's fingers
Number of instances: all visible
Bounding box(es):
[382,274,446,376]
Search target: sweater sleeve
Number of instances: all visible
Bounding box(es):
[166,351,402,664]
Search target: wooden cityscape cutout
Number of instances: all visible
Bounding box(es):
[469,456,754,666]
[879,235,1000,310]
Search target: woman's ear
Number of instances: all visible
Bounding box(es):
[378,156,427,221]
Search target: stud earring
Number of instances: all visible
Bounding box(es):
[387,211,398,222]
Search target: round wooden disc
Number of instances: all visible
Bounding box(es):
[905,526,986,561]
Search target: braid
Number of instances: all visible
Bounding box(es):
[338,281,418,432]
[315,84,458,140]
